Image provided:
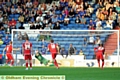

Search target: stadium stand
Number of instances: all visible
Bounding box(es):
[0,0,119,61]
[10,31,118,60]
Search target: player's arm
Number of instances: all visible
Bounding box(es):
[103,48,105,55]
[13,48,20,50]
[94,47,97,55]
[22,44,24,56]
[2,47,6,56]
[68,47,70,55]
[30,43,33,55]
[73,47,76,55]
[56,45,60,54]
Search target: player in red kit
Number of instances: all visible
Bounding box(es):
[48,39,59,69]
[22,38,32,70]
[3,41,20,66]
[94,44,105,69]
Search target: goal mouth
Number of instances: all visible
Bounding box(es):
[12,30,119,67]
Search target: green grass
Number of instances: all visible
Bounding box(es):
[0,67,120,80]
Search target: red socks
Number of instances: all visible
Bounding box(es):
[30,63,32,68]
[26,63,28,68]
[54,60,58,68]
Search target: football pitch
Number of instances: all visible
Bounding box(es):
[0,67,120,80]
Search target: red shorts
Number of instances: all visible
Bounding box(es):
[96,53,104,60]
[51,53,57,59]
[6,53,14,60]
[24,55,32,60]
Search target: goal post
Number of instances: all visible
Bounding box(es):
[11,30,119,67]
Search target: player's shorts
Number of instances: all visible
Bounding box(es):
[6,53,14,60]
[96,53,104,60]
[24,55,32,60]
[51,53,57,59]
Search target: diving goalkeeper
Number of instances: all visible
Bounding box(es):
[35,50,53,66]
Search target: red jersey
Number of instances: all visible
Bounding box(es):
[48,43,58,54]
[6,44,12,54]
[94,47,105,54]
[22,41,32,55]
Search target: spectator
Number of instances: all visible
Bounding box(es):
[87,5,94,14]
[68,44,76,56]
[6,0,12,7]
[6,7,11,15]
[3,16,8,23]
[104,21,113,29]
[80,15,86,24]
[58,14,64,24]
[44,24,51,30]
[30,22,36,29]
[64,7,69,16]
[16,6,22,14]
[89,19,95,27]
[83,37,88,47]
[0,38,3,45]
[17,32,23,40]
[4,36,10,45]
[79,49,84,55]
[30,14,35,22]
[26,0,32,8]
[5,26,11,34]
[60,47,68,58]
[88,35,95,45]
[9,18,17,29]
[75,16,80,24]
[17,0,22,6]
[79,9,86,17]
[18,15,24,24]
[38,32,46,41]
[64,15,69,25]
[36,22,41,29]
[53,22,60,30]
[0,30,4,37]
[117,14,120,26]
[95,36,102,45]
[24,14,30,23]
[0,15,3,23]
[51,15,58,24]
[23,32,29,40]
[97,11,105,21]
[69,9,75,17]
[33,0,39,7]
[11,5,16,14]
[36,14,44,22]
[16,21,21,29]
[96,19,102,28]
[45,32,51,41]
[41,45,47,55]
[96,23,103,30]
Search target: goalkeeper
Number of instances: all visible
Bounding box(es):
[35,50,53,66]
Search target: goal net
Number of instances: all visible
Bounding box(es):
[12,30,119,67]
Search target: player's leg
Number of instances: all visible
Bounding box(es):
[28,55,32,70]
[100,54,104,69]
[96,54,100,67]
[9,54,14,66]
[25,55,29,70]
[6,54,11,65]
[52,53,59,68]
[101,59,104,69]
